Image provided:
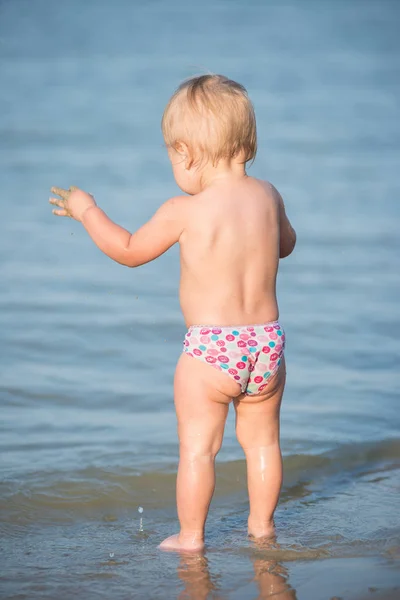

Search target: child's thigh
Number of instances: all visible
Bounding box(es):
[174,353,239,453]
[234,358,286,448]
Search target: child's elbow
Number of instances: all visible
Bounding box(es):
[279,228,297,259]
[114,257,138,268]
[120,237,141,267]
[124,257,141,268]
[123,253,148,268]
[112,250,140,268]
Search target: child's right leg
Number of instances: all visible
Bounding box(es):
[234,359,286,538]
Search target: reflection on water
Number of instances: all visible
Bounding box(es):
[176,538,297,600]
[177,554,218,600]
[251,538,297,600]
[253,560,295,600]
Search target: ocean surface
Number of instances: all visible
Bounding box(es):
[0,0,399,598]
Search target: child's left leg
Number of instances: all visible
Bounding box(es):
[159,353,240,552]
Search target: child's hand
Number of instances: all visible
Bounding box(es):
[49,186,96,222]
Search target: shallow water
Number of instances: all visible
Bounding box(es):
[1,0,400,598]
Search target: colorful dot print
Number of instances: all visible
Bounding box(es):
[183,322,285,395]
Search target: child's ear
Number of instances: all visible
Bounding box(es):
[175,141,193,169]
[174,141,186,156]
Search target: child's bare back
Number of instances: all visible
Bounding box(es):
[179,175,293,327]
[49,74,296,553]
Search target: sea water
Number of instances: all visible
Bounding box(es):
[1,0,399,598]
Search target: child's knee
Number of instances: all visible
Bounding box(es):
[236,422,279,450]
[180,438,222,460]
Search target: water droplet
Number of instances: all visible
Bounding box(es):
[138,506,143,514]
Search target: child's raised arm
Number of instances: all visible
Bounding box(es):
[50,187,186,267]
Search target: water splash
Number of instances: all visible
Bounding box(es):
[138,506,144,532]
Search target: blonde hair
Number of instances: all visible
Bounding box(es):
[161,74,257,167]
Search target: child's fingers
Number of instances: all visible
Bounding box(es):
[52,208,69,217]
[50,186,70,199]
[49,197,65,208]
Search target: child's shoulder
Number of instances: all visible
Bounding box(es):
[250,177,279,194]
[250,179,284,207]
[158,195,190,215]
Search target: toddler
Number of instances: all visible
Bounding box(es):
[49,74,296,552]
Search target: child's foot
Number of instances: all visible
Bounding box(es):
[158,533,205,553]
[248,519,275,539]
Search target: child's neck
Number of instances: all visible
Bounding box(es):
[200,159,247,191]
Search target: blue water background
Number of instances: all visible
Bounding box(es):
[0,1,399,598]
